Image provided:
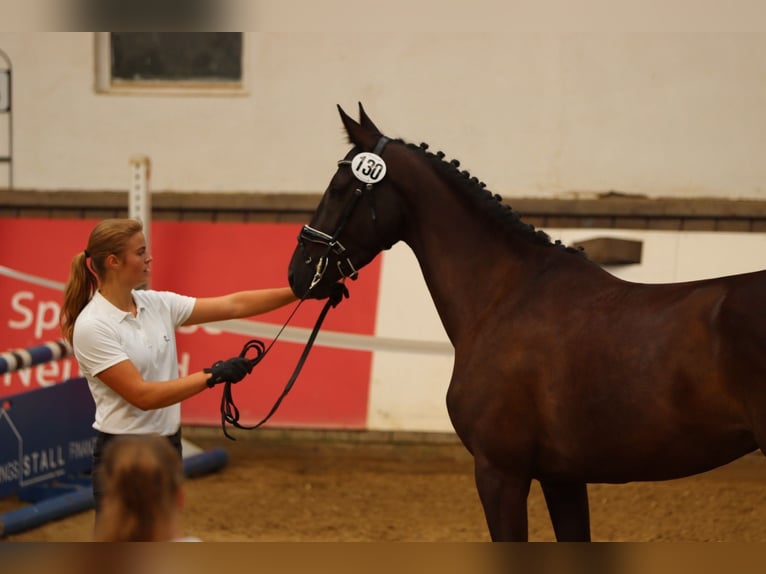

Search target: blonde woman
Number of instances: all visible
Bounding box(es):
[61,218,296,512]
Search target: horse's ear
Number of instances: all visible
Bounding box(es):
[358,102,381,134]
[337,104,377,149]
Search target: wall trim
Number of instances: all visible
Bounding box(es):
[2,189,766,231]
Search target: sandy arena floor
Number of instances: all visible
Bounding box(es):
[2,427,766,542]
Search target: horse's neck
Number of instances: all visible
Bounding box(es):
[399,179,541,346]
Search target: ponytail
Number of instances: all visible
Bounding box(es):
[60,251,98,343]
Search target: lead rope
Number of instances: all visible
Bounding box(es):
[217,286,346,440]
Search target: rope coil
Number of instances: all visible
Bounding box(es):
[217,283,347,440]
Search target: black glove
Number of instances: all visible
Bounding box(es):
[204,356,253,388]
[328,282,349,307]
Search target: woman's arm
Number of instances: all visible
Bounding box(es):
[183,287,297,326]
[96,359,209,410]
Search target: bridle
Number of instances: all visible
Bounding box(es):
[298,205,360,290]
[216,136,390,439]
[297,135,390,291]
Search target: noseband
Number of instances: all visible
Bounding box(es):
[298,136,390,292]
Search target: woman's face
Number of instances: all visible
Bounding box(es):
[118,232,152,288]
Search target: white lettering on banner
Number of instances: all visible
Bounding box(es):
[37,357,75,386]
[68,437,97,460]
[8,291,34,329]
[8,291,62,338]
[0,460,21,484]
[2,358,82,388]
[22,446,66,477]
[4,366,33,388]
[35,300,60,339]
[1,447,95,486]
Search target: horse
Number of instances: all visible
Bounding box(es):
[287,103,766,541]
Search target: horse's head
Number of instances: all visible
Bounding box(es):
[288,104,405,299]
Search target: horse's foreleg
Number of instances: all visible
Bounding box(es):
[539,480,591,541]
[473,457,532,541]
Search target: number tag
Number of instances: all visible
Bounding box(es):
[351,152,387,184]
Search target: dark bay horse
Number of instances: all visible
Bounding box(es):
[287,104,766,541]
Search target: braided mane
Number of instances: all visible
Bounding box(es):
[403,140,583,254]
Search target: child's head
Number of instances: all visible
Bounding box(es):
[95,434,184,542]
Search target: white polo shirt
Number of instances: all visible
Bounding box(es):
[73,290,196,435]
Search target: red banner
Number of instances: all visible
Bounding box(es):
[1,218,381,429]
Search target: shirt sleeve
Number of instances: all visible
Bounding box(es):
[73,317,130,377]
[160,291,196,328]
[136,289,196,328]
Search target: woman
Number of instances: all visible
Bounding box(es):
[60,218,297,512]
[95,434,197,542]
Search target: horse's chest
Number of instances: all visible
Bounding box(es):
[446,368,535,443]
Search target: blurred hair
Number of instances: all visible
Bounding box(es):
[95,434,183,542]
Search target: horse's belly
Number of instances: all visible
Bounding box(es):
[536,431,757,483]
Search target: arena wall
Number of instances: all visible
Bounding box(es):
[0,31,765,199]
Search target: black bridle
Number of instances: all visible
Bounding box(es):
[216,136,390,439]
[297,136,390,289]
[298,196,361,290]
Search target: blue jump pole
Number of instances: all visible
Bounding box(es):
[183,447,229,478]
[0,486,93,537]
[0,339,73,374]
